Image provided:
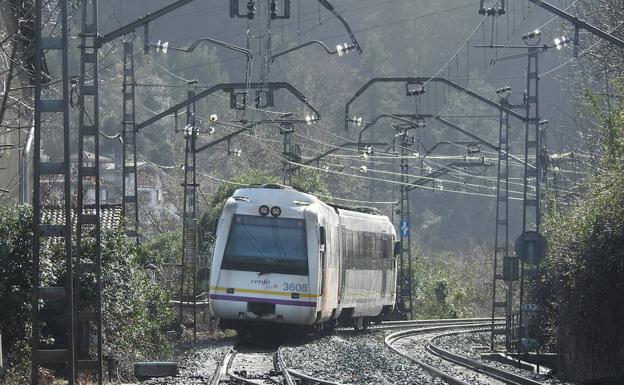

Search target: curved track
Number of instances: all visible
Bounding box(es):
[386,323,546,385]
[207,318,527,385]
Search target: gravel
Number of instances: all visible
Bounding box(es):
[434,332,573,385]
[396,329,504,384]
[282,331,446,385]
[141,337,235,385]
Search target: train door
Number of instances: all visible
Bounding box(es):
[319,222,327,298]
[381,232,388,297]
[319,214,335,321]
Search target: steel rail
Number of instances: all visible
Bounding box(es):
[278,345,343,385]
[208,346,235,385]
[218,346,296,385]
[385,322,504,385]
[335,317,505,332]
[276,346,297,385]
[427,329,545,385]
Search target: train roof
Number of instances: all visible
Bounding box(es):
[232,184,386,217]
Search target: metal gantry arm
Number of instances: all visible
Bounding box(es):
[302,142,387,166]
[317,0,363,54]
[357,114,423,143]
[136,82,321,130]
[97,0,195,46]
[195,127,251,154]
[526,0,624,49]
[355,112,531,169]
[422,141,483,156]
[159,37,253,61]
[271,40,336,61]
[434,116,530,168]
[407,160,493,190]
[345,77,526,131]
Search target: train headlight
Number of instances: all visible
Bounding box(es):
[270,206,282,217]
[259,205,270,216]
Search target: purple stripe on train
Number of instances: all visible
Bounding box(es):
[209,294,317,307]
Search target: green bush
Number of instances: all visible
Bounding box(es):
[0,205,175,383]
[0,205,34,384]
[537,80,624,384]
[411,249,489,319]
[539,166,624,383]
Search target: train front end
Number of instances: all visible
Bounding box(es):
[209,187,321,331]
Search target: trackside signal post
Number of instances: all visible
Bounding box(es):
[122,36,139,242]
[32,2,75,384]
[490,93,516,351]
[180,90,199,340]
[396,124,415,319]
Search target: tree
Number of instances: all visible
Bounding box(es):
[0,205,176,383]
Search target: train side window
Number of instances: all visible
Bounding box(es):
[382,234,388,258]
[319,226,326,246]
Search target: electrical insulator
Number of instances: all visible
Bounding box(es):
[522,29,542,41]
[554,36,570,50]
[155,40,169,54]
[351,116,363,127]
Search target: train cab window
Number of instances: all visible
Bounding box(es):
[222,214,308,275]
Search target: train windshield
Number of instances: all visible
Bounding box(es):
[222,214,308,275]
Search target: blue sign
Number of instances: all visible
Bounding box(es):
[400,220,410,237]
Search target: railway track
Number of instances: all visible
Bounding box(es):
[336,317,504,332]
[209,343,338,385]
[187,318,540,385]
[385,322,547,385]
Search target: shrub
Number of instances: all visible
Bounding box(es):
[539,165,624,383]
[0,205,175,383]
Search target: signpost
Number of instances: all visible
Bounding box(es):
[400,219,410,238]
[514,230,547,265]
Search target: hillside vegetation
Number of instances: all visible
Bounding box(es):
[538,82,624,384]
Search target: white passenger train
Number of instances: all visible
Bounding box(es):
[208,185,397,332]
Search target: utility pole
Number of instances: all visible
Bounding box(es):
[473,40,548,354]
[490,93,516,351]
[516,45,543,355]
[31,1,75,384]
[280,122,295,185]
[180,90,199,341]
[122,35,139,242]
[75,0,103,382]
[396,124,414,320]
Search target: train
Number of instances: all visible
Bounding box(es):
[208,185,398,333]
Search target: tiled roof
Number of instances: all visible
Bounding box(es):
[41,204,124,230]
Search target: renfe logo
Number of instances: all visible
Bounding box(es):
[250,279,279,289]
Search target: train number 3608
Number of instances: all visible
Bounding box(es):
[283,283,308,292]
